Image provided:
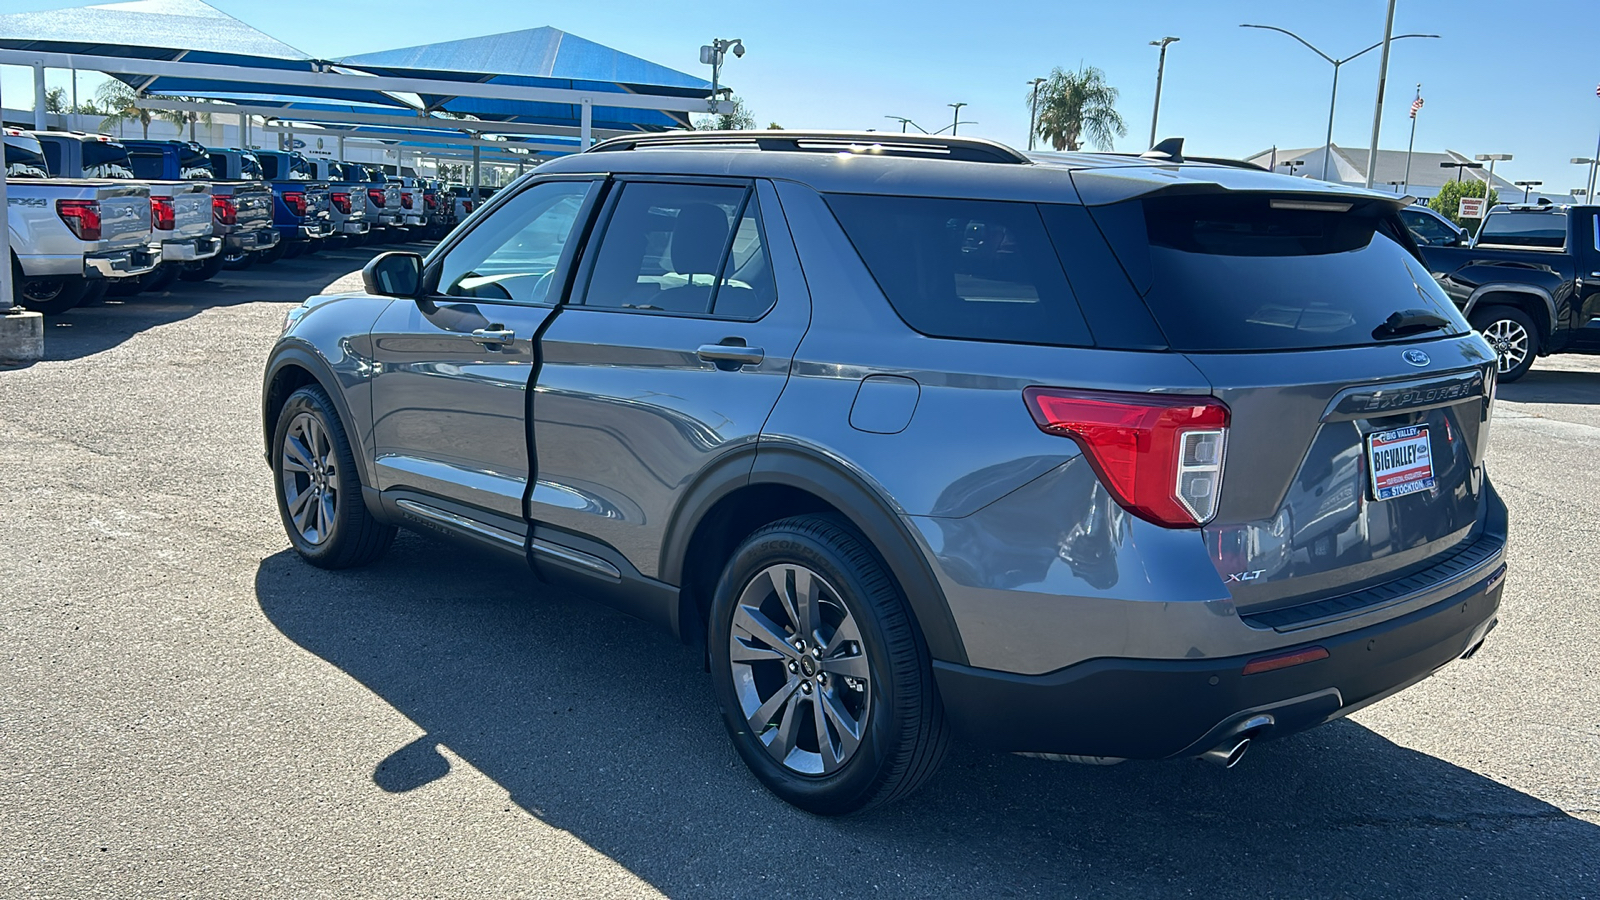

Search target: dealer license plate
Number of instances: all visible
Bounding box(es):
[1366,425,1435,500]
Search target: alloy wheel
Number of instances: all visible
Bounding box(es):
[279,412,339,545]
[1482,318,1530,375]
[729,564,872,776]
[22,278,64,303]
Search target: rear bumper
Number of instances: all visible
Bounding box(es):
[339,221,370,235]
[401,213,426,227]
[293,221,334,241]
[375,212,401,226]
[84,245,161,279]
[160,236,222,262]
[225,228,278,252]
[934,562,1504,759]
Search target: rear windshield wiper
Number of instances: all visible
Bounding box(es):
[1373,308,1452,340]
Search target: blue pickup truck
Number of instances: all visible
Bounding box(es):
[124,139,273,281]
[249,150,333,261]
[205,148,283,269]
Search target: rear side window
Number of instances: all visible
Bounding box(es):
[1477,210,1566,248]
[1093,194,1468,352]
[827,195,1092,347]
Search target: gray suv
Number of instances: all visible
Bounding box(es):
[262,132,1508,815]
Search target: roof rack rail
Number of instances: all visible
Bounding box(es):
[585,130,1031,164]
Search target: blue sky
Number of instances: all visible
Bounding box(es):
[4,0,1596,189]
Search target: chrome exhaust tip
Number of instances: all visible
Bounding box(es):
[1199,737,1251,769]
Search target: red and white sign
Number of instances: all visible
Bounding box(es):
[1367,425,1436,500]
[1458,196,1487,219]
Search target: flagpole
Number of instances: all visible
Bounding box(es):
[1402,84,1420,194]
[1590,84,1600,202]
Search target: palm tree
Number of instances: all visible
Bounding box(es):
[94,80,153,138]
[1032,66,1127,152]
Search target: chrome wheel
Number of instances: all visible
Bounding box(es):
[729,564,872,776]
[279,412,339,545]
[1482,318,1530,375]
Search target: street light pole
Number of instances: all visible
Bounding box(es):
[1148,37,1179,149]
[1241,25,1438,182]
[1515,180,1542,203]
[1363,0,1399,189]
[948,102,967,137]
[1027,77,1045,151]
[1476,153,1511,202]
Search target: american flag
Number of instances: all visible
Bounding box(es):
[1595,83,1599,97]
[1410,95,1425,119]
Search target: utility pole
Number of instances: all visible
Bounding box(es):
[948,102,967,137]
[1027,78,1045,151]
[1364,0,1398,189]
[1148,37,1179,149]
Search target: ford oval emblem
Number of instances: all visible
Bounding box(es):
[1403,349,1430,367]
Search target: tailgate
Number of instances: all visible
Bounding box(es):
[164,182,213,240]
[95,187,152,248]
[229,183,273,231]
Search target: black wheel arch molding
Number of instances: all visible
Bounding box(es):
[1463,282,1559,341]
[262,341,377,490]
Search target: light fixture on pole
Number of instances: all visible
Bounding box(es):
[1240,23,1438,181]
[1440,160,1482,183]
[1148,37,1179,150]
[699,38,745,113]
[1475,153,1511,200]
[1574,156,1598,203]
[1027,77,1046,151]
[1282,159,1306,176]
[1514,180,1542,203]
[1387,180,1405,193]
[947,102,968,137]
[885,115,926,134]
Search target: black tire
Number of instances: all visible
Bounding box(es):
[15,270,90,314]
[708,515,949,816]
[281,242,305,260]
[78,279,111,307]
[140,264,179,293]
[1469,305,1539,383]
[257,242,287,264]
[271,384,396,569]
[178,253,226,282]
[221,247,254,270]
[345,232,366,248]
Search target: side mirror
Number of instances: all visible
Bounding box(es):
[362,251,423,298]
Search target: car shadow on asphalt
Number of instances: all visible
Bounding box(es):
[254,535,1600,898]
[1499,366,1600,405]
[34,244,427,363]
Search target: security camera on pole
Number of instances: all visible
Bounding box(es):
[700,38,745,115]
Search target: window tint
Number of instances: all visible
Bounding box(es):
[437,180,592,305]
[6,136,51,178]
[1400,209,1454,245]
[827,194,1092,346]
[258,154,280,180]
[179,144,213,179]
[1092,194,1469,352]
[582,182,774,318]
[82,141,134,179]
[1477,210,1566,248]
[126,150,163,180]
[41,141,62,177]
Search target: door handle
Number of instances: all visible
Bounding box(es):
[697,342,764,369]
[470,328,516,346]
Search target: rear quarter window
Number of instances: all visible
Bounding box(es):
[826,194,1093,347]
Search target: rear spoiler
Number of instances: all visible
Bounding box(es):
[1069,165,1408,210]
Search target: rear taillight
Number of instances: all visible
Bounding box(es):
[150,196,175,231]
[283,190,307,217]
[1023,388,1230,527]
[425,194,438,208]
[56,199,102,241]
[367,187,385,207]
[463,200,474,214]
[401,192,413,209]
[212,194,237,226]
[331,191,352,214]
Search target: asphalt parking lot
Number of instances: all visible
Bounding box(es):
[2,246,1597,899]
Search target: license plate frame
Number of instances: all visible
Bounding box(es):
[1366,425,1436,501]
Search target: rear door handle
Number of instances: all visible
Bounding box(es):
[697,343,765,369]
[470,328,516,346]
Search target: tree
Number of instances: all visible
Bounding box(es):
[1032,66,1126,152]
[94,79,153,138]
[44,87,67,114]
[1430,179,1499,235]
[693,94,756,131]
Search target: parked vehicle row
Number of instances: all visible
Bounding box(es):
[1399,201,1600,380]
[7,129,455,312]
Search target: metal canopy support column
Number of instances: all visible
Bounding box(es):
[471,143,481,199]
[33,62,47,130]
[1,73,12,309]
[337,134,345,161]
[580,98,592,149]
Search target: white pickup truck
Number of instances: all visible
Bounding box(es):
[32,132,218,294]
[6,129,158,314]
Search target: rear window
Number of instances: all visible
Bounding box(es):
[827,194,1093,347]
[127,149,164,180]
[179,145,213,180]
[1094,194,1468,352]
[1477,210,1566,248]
[82,141,135,179]
[5,136,50,178]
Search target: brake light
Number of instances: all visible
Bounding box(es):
[367,188,386,207]
[150,195,175,231]
[425,193,438,208]
[401,192,413,209]
[56,198,102,241]
[331,191,351,214]
[1023,388,1230,527]
[463,200,474,214]
[212,194,237,226]
[283,190,306,217]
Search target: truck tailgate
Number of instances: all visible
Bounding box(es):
[94,186,152,249]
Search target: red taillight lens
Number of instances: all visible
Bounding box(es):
[331,191,351,214]
[150,196,176,231]
[212,194,237,226]
[425,194,438,208]
[283,190,306,217]
[1023,388,1230,527]
[56,199,102,241]
[463,200,474,214]
[367,188,385,207]
[401,192,413,209]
